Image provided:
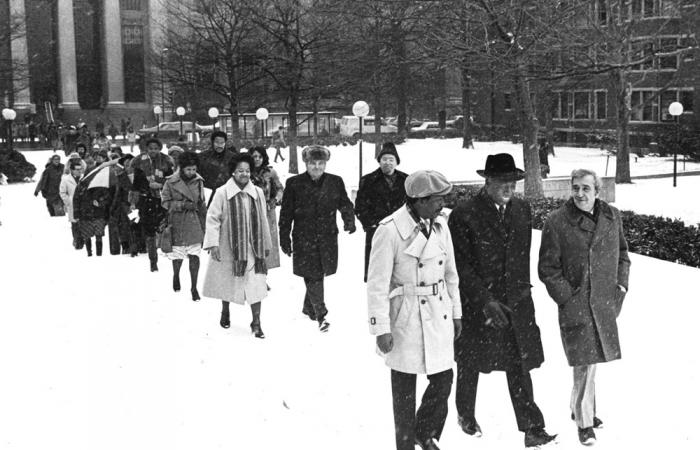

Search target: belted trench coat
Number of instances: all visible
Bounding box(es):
[367,205,462,375]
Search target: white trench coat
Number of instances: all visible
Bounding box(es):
[202,179,271,305]
[367,205,461,375]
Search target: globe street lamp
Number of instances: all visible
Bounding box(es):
[208,107,220,130]
[153,105,162,133]
[255,107,269,141]
[176,106,186,139]
[668,101,683,188]
[2,108,17,153]
[352,100,370,182]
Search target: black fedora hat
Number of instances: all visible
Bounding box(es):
[477,153,525,181]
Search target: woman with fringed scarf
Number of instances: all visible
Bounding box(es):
[202,153,272,339]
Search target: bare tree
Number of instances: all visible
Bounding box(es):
[0,9,28,107]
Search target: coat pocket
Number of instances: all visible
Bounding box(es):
[558,288,587,328]
[390,296,412,330]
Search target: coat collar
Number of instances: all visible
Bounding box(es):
[564,198,615,240]
[393,205,446,241]
[224,177,258,200]
[475,188,508,239]
[393,205,446,259]
[168,171,204,202]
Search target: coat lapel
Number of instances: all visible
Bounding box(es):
[476,189,507,241]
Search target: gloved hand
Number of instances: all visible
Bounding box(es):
[344,223,356,234]
[453,319,463,339]
[182,202,197,211]
[376,333,393,354]
[483,301,512,329]
[280,238,292,256]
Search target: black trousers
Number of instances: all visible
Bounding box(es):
[302,277,327,321]
[363,227,377,282]
[391,369,453,450]
[455,360,544,432]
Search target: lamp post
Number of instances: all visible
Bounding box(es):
[2,108,17,153]
[255,107,269,142]
[668,101,683,188]
[208,107,219,130]
[160,48,168,117]
[176,106,186,139]
[352,100,370,182]
[153,106,162,134]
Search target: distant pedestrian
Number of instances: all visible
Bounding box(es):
[203,153,272,338]
[354,142,408,281]
[272,126,286,162]
[162,151,206,302]
[278,145,356,333]
[34,154,65,216]
[538,168,631,446]
[73,165,111,257]
[126,126,137,153]
[59,160,84,249]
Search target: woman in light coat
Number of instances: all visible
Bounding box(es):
[203,153,272,338]
[161,152,207,301]
[59,159,84,249]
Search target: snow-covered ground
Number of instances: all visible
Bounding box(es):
[1,142,699,449]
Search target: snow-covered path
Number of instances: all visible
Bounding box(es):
[1,144,699,449]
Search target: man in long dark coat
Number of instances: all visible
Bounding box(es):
[448,153,556,448]
[538,168,630,446]
[279,145,356,332]
[355,142,408,281]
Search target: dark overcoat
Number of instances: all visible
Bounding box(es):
[278,172,355,278]
[35,163,65,201]
[448,189,544,372]
[538,198,631,367]
[354,168,408,281]
[198,148,237,191]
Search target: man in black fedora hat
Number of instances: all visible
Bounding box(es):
[448,153,556,447]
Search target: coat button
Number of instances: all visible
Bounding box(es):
[419,282,425,286]
[444,315,448,320]
[440,296,443,301]
[418,263,424,268]
[439,260,443,265]
[421,300,426,305]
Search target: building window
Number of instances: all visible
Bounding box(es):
[658,37,679,69]
[631,40,654,70]
[560,92,570,119]
[504,93,513,111]
[596,0,608,24]
[595,91,607,120]
[680,90,694,113]
[120,0,142,11]
[122,25,143,45]
[574,91,590,119]
[631,90,658,122]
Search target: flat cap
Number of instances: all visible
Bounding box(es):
[405,170,452,198]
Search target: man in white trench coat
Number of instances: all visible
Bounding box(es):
[367,170,462,450]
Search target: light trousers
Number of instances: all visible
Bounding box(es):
[570,364,596,428]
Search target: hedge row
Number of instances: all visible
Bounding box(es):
[446,184,700,268]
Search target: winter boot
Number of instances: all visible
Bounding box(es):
[458,417,482,437]
[146,236,158,272]
[95,237,103,256]
[524,428,557,448]
[85,239,93,257]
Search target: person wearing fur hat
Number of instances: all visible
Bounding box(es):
[199,131,238,206]
[34,154,65,216]
[279,145,356,332]
[448,153,556,448]
[168,145,185,169]
[355,142,408,281]
[367,169,461,450]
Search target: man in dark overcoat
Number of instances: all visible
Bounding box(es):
[279,145,356,332]
[354,142,408,281]
[198,131,237,205]
[448,153,555,448]
[538,168,630,446]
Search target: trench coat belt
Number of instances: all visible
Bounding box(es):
[388,280,445,299]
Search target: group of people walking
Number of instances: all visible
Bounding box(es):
[36,135,630,449]
[364,151,630,449]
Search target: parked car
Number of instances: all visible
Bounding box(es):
[339,116,398,137]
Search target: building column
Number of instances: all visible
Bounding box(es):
[57,0,79,109]
[9,0,34,110]
[103,0,124,106]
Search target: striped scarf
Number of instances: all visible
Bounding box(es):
[229,190,268,277]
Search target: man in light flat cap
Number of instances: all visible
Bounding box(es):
[367,169,462,450]
[448,153,556,447]
[279,145,356,333]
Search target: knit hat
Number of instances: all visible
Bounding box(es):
[376,142,400,165]
[405,170,452,198]
[301,145,331,163]
[168,145,185,156]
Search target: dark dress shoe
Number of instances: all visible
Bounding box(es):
[524,428,557,447]
[415,437,440,450]
[220,310,230,328]
[150,261,158,272]
[191,288,200,301]
[173,276,181,292]
[250,322,265,339]
[458,416,482,437]
[578,427,596,445]
[571,413,603,428]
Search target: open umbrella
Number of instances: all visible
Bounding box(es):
[83,159,120,190]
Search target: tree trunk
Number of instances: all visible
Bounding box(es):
[513,69,543,198]
[461,63,474,149]
[287,91,299,174]
[542,89,555,155]
[614,72,632,183]
[394,25,407,134]
[374,90,382,157]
